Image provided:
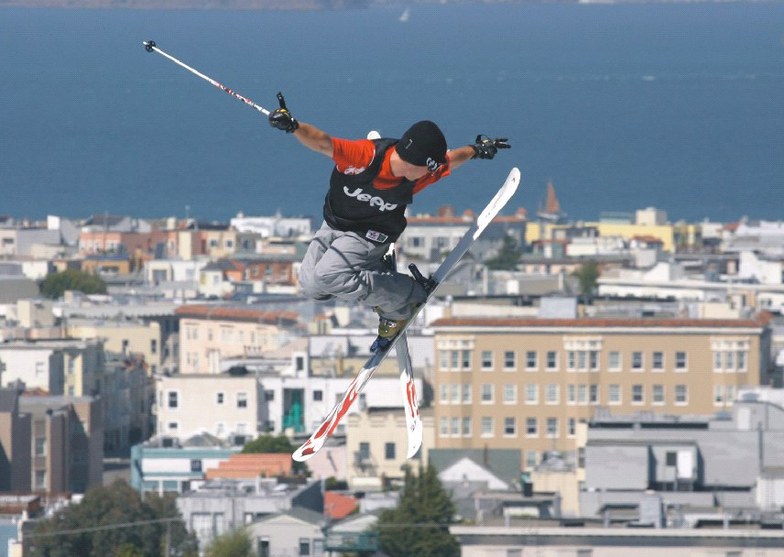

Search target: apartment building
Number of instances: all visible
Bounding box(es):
[66,318,163,375]
[176,305,301,374]
[345,408,435,491]
[0,339,105,396]
[18,395,103,494]
[431,314,772,469]
[156,372,264,442]
[0,389,31,492]
[403,206,527,262]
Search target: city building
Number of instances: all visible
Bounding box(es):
[130,432,238,496]
[176,478,323,549]
[176,304,301,374]
[66,318,163,375]
[246,509,325,557]
[431,313,773,469]
[155,372,263,443]
[0,389,31,492]
[18,394,102,494]
[345,407,434,490]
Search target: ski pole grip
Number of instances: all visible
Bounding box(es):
[276,92,288,111]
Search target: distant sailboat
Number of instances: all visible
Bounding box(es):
[399,7,411,23]
[537,180,566,223]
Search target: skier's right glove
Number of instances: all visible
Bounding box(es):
[269,92,299,133]
[471,135,510,160]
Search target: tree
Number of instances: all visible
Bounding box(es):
[573,260,600,303]
[39,269,107,299]
[203,529,253,557]
[28,480,195,557]
[484,234,521,270]
[241,434,294,454]
[376,464,459,557]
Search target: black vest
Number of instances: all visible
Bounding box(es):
[323,139,415,244]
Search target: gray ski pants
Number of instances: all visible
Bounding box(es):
[298,222,426,320]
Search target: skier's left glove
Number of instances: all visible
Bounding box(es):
[269,92,299,133]
[471,135,510,160]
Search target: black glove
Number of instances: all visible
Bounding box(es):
[269,92,299,133]
[471,135,510,160]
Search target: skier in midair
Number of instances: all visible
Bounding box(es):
[268,93,510,341]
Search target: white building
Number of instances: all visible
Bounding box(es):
[156,373,263,443]
[230,213,313,239]
[738,250,784,285]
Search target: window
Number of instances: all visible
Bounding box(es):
[299,539,311,556]
[503,351,516,371]
[714,384,724,404]
[481,384,494,403]
[652,384,665,405]
[632,384,644,404]
[567,417,577,437]
[546,417,558,438]
[503,384,517,404]
[385,442,396,460]
[265,390,274,402]
[462,417,472,437]
[358,442,370,460]
[608,351,621,372]
[167,391,178,409]
[525,417,538,437]
[462,384,472,404]
[504,417,516,436]
[35,437,46,457]
[450,384,460,404]
[190,459,202,472]
[567,384,576,405]
[545,384,559,404]
[439,346,473,372]
[526,351,537,370]
[439,417,449,437]
[737,351,747,372]
[151,339,158,354]
[216,392,224,405]
[237,392,248,408]
[675,384,688,405]
[589,350,599,371]
[608,384,621,405]
[652,351,664,371]
[313,390,323,402]
[546,351,558,371]
[631,351,644,371]
[578,384,588,405]
[481,350,493,370]
[589,384,599,404]
[675,351,687,371]
[525,384,539,404]
[481,417,494,437]
[451,417,460,436]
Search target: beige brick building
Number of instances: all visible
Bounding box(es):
[176,305,300,374]
[431,314,773,469]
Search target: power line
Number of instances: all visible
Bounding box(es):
[26,517,182,539]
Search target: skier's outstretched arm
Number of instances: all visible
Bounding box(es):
[449,135,511,170]
[268,92,334,157]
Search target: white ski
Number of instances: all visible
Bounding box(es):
[387,242,423,459]
[292,167,521,462]
[396,332,423,458]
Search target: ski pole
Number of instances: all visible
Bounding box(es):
[142,40,270,116]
